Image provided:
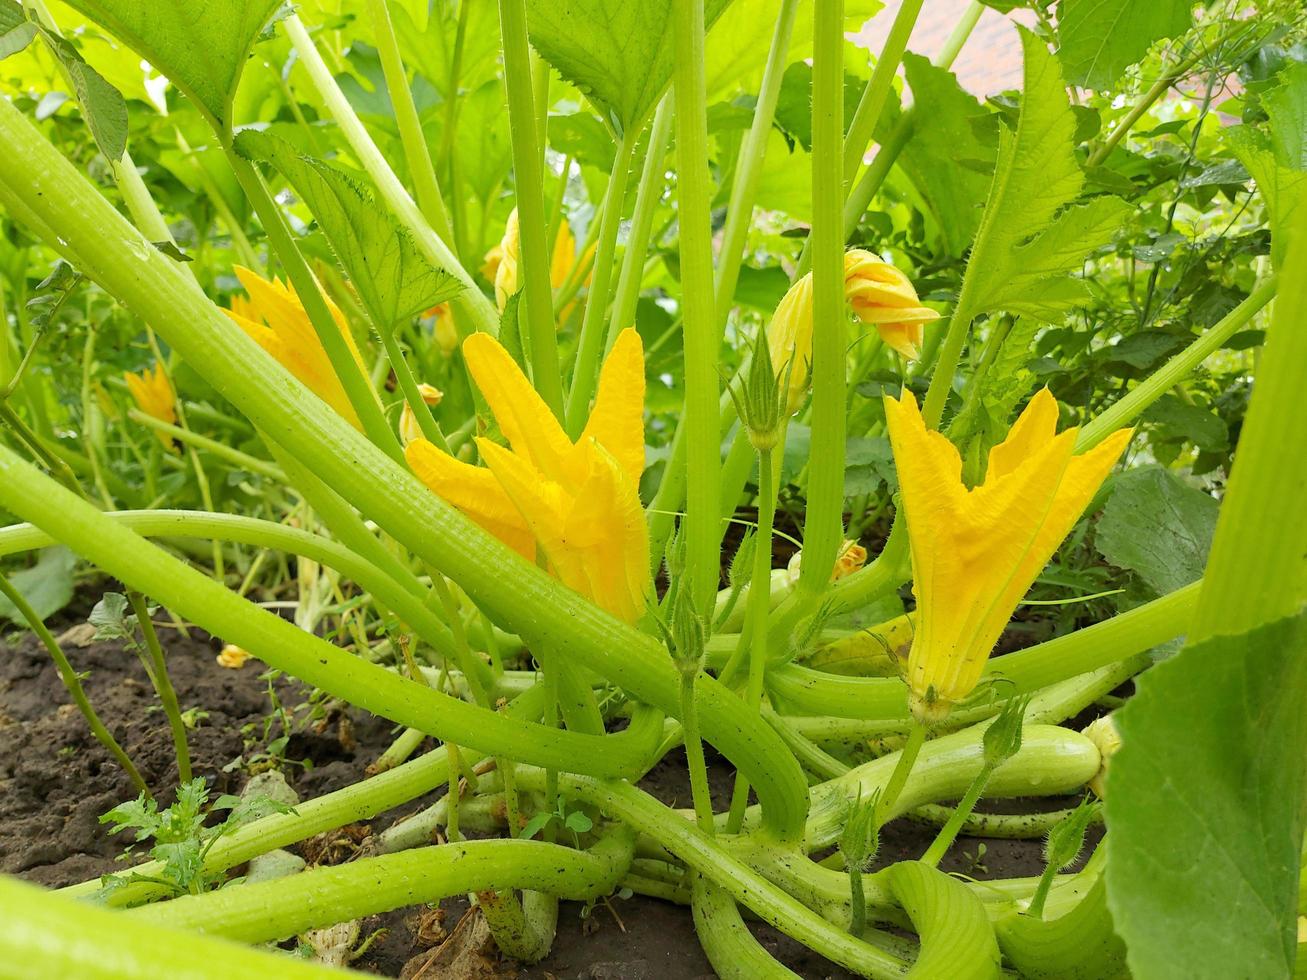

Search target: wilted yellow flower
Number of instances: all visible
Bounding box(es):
[406,329,650,623]
[223,267,371,430]
[885,388,1132,724]
[786,538,867,583]
[768,251,940,413]
[400,383,445,446]
[124,362,176,447]
[843,249,940,360]
[1082,715,1121,798]
[490,208,578,312]
[217,644,252,669]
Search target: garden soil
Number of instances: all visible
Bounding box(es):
[0,589,1089,978]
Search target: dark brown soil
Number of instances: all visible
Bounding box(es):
[0,588,1081,978]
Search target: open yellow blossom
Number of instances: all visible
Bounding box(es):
[399,383,445,446]
[885,388,1132,724]
[216,644,252,669]
[768,250,939,413]
[406,328,650,623]
[489,208,578,311]
[124,362,176,447]
[223,267,369,430]
[786,538,868,583]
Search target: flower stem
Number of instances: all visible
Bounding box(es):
[677,669,716,836]
[875,718,927,825]
[124,410,286,481]
[725,447,777,832]
[126,591,191,784]
[799,0,847,593]
[367,0,454,242]
[0,571,149,796]
[608,97,673,354]
[496,0,566,420]
[842,0,924,185]
[671,0,723,611]
[377,321,450,452]
[849,863,867,934]
[566,131,635,434]
[713,0,800,322]
[920,762,994,866]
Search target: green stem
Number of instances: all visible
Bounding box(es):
[680,668,717,835]
[565,132,635,433]
[1086,48,1203,169]
[841,0,924,184]
[875,719,926,824]
[726,446,777,832]
[920,762,994,866]
[367,0,454,242]
[799,0,847,592]
[1078,277,1276,451]
[125,409,285,481]
[672,0,723,610]
[0,571,149,796]
[127,591,191,784]
[608,97,673,353]
[712,0,800,323]
[1026,863,1058,920]
[849,863,867,934]
[496,0,566,418]
[377,322,450,451]
[0,398,79,492]
[1189,219,1307,638]
[226,150,399,460]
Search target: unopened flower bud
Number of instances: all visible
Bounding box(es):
[787,539,867,584]
[728,327,789,450]
[400,383,445,445]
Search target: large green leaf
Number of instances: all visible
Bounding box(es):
[1096,467,1218,597]
[235,130,461,327]
[1106,610,1307,979]
[1229,63,1307,268]
[59,0,282,133]
[960,29,1126,323]
[524,0,734,134]
[0,1,36,61]
[1057,0,1193,91]
[889,54,997,256]
[703,0,881,101]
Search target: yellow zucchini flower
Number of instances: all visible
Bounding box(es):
[399,383,445,446]
[406,328,650,624]
[124,362,176,447]
[423,302,460,356]
[885,388,1132,724]
[768,250,939,413]
[223,267,370,431]
[489,208,578,312]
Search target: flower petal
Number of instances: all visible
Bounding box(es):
[987,387,1061,480]
[405,438,535,558]
[578,327,646,487]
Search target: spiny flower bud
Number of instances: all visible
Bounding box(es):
[838,786,882,872]
[727,326,790,451]
[982,694,1030,770]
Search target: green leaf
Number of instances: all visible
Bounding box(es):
[961,30,1126,322]
[890,54,998,256]
[1106,611,1307,980]
[1056,0,1192,91]
[0,0,36,61]
[1227,63,1307,268]
[41,29,128,161]
[59,0,282,133]
[524,0,734,134]
[0,547,77,625]
[1095,467,1218,597]
[88,591,136,641]
[235,130,460,327]
[703,0,881,100]
[519,811,553,840]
